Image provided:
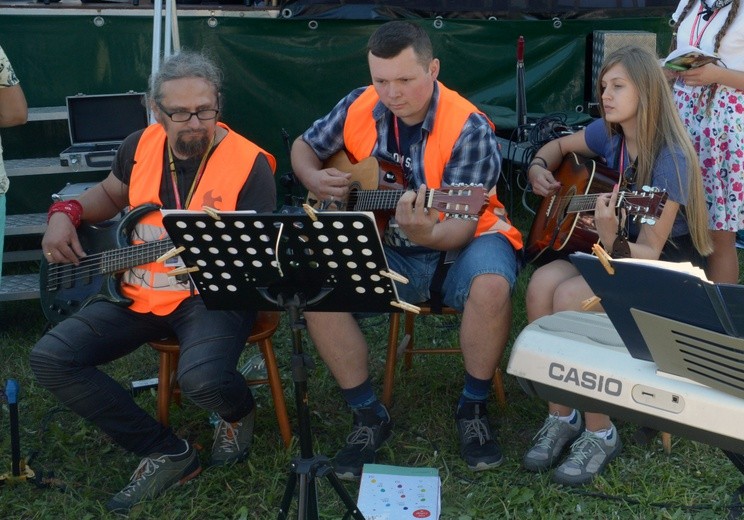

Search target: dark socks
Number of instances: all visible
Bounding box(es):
[457,372,492,414]
[341,378,387,420]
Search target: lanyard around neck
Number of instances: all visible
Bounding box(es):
[167,134,215,209]
[392,115,405,169]
[619,139,638,186]
[689,2,721,47]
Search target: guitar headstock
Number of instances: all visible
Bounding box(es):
[429,184,488,218]
[620,186,668,226]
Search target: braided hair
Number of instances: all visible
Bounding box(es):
[670,0,741,110]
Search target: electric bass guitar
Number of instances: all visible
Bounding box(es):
[40,204,173,325]
[524,152,668,265]
[306,151,489,232]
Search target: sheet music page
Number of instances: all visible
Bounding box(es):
[160,209,257,216]
[571,251,710,282]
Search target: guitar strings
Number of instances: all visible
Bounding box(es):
[349,187,482,214]
[562,192,628,213]
[45,240,173,289]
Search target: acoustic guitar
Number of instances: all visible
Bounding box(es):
[306,151,489,232]
[524,152,668,265]
[40,203,172,325]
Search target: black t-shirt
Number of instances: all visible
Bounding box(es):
[385,114,422,185]
[112,128,276,212]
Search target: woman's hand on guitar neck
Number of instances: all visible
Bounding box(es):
[42,213,86,265]
[528,164,561,197]
[594,183,622,248]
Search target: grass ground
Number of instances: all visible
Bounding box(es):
[1,186,743,519]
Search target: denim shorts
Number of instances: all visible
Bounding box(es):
[384,233,520,311]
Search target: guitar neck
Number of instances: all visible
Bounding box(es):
[101,239,174,274]
[565,192,625,214]
[349,189,429,212]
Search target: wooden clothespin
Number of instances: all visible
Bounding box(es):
[581,295,602,312]
[156,246,185,264]
[302,203,318,221]
[380,269,409,285]
[591,243,615,275]
[166,265,199,277]
[202,206,221,221]
[390,300,421,314]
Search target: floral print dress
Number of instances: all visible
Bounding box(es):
[673,0,744,232]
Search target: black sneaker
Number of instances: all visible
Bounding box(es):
[456,401,504,471]
[333,406,392,480]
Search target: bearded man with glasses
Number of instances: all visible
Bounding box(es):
[30,49,277,512]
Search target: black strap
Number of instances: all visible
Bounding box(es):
[428,252,450,314]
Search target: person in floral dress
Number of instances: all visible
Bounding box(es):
[671,0,744,283]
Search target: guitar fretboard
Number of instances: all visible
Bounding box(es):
[348,189,415,211]
[101,239,175,273]
[565,193,626,214]
[46,239,174,290]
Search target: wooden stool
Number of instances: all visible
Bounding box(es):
[382,304,507,410]
[148,311,292,448]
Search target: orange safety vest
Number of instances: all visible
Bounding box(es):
[342,83,522,250]
[120,122,276,315]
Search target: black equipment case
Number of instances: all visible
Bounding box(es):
[59,92,149,171]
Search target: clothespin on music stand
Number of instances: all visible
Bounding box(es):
[381,269,421,313]
[581,242,616,311]
[380,268,408,285]
[390,300,421,314]
[302,203,318,221]
[581,295,603,312]
[202,206,222,221]
[591,243,615,275]
[167,265,199,277]
[156,246,185,264]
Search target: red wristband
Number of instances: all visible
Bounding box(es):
[48,199,84,228]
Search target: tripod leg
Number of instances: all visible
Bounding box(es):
[322,470,366,520]
[297,473,319,520]
[278,466,298,520]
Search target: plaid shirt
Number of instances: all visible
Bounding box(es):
[301,82,501,191]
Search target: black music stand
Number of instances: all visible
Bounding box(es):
[162,209,410,520]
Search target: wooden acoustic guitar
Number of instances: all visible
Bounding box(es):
[525,152,668,265]
[306,151,489,232]
[39,203,173,325]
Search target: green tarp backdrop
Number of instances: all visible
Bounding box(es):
[0,10,673,212]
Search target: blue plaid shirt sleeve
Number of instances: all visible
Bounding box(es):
[442,113,501,191]
[300,87,366,161]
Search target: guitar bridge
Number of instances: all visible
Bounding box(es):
[544,195,556,217]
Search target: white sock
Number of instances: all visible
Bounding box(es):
[555,409,577,425]
[588,425,614,440]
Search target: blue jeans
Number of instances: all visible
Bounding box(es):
[29,297,256,456]
[385,233,520,311]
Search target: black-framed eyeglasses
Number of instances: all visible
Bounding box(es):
[157,102,219,123]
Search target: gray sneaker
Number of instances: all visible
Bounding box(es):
[552,426,622,486]
[106,440,201,513]
[210,408,255,466]
[523,412,583,472]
